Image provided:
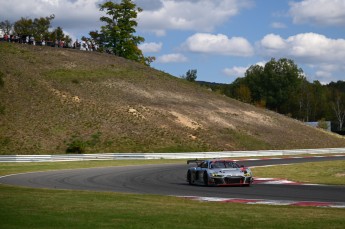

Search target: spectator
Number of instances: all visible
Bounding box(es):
[30,36,35,45]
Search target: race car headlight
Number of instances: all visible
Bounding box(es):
[210,173,223,177]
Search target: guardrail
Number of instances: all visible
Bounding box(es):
[0,148,344,162]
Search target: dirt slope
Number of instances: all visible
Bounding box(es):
[1,42,344,154]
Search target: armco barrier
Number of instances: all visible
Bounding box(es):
[0,148,345,162]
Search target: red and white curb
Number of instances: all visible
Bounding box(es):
[178,196,345,208]
[253,177,320,185]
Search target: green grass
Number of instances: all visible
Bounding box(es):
[1,159,345,228]
[0,160,183,176]
[44,68,134,82]
[252,160,345,185]
[1,185,345,229]
[228,129,271,150]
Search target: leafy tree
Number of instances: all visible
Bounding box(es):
[309,81,332,121]
[234,58,304,113]
[14,17,33,35]
[32,15,55,41]
[317,118,329,130]
[234,84,251,103]
[240,64,264,103]
[261,58,304,112]
[332,91,345,131]
[13,15,55,41]
[182,69,197,82]
[0,20,13,34]
[64,35,72,45]
[89,30,105,50]
[328,80,345,94]
[96,0,148,64]
[53,26,65,41]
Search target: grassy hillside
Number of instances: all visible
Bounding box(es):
[1,42,345,154]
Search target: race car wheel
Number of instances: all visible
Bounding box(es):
[187,171,192,185]
[203,171,209,186]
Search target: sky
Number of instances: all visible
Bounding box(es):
[1,0,345,84]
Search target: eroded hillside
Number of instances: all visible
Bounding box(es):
[1,42,344,154]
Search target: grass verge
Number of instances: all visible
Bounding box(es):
[1,185,345,229]
[0,159,184,176]
[252,160,345,185]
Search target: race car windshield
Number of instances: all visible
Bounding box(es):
[210,161,240,169]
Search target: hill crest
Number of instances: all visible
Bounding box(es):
[1,42,344,154]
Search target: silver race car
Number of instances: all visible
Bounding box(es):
[186,159,253,186]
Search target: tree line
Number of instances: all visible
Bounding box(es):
[1,15,72,45]
[198,58,345,131]
[1,0,153,65]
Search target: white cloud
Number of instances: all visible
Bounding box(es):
[289,0,345,26]
[258,33,345,61]
[315,70,332,78]
[0,0,103,39]
[223,66,248,77]
[255,61,266,67]
[183,33,254,57]
[271,22,287,29]
[157,53,188,63]
[223,61,266,78]
[259,33,287,55]
[138,0,253,34]
[258,32,345,82]
[139,42,162,53]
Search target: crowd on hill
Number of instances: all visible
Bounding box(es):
[0,33,99,51]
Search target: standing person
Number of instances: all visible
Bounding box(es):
[30,36,35,45]
[73,39,78,49]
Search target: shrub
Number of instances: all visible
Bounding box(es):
[65,135,86,154]
[71,79,79,84]
[317,118,329,130]
[65,132,102,154]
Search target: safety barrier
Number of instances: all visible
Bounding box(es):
[0,148,344,162]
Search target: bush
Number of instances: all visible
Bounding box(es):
[65,135,86,154]
[65,132,102,154]
[181,69,197,82]
[317,118,329,130]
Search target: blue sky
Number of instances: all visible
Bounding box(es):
[1,0,345,84]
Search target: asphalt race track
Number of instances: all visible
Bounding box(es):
[1,156,345,203]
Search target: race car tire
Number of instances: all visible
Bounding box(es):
[203,171,209,186]
[187,170,192,185]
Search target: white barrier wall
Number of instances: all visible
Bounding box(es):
[0,148,344,162]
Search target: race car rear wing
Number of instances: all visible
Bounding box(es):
[187,159,204,165]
